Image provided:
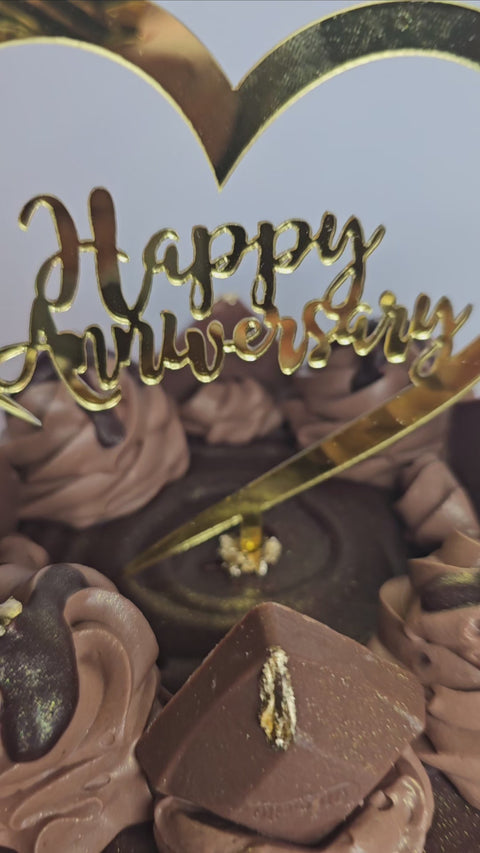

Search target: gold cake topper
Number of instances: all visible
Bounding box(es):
[2,0,480,572]
[0,0,479,424]
[0,188,471,425]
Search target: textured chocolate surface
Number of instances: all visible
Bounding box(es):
[425,767,480,853]
[139,603,425,845]
[0,563,86,762]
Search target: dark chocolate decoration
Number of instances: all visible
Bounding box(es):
[425,766,480,853]
[138,603,424,846]
[0,564,87,762]
[420,571,480,612]
[449,398,480,518]
[349,321,385,392]
[89,409,126,448]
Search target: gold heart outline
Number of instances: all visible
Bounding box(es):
[1,0,480,185]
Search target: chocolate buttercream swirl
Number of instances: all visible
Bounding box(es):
[283,347,446,489]
[395,453,480,550]
[371,530,480,808]
[180,378,282,444]
[2,368,189,528]
[0,563,160,852]
[283,346,479,547]
[153,747,432,853]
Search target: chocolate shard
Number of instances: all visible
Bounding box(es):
[138,603,424,845]
[420,570,480,612]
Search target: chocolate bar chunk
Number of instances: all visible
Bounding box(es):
[138,603,424,845]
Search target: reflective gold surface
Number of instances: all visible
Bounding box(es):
[3,0,480,564]
[0,189,471,425]
[2,2,480,184]
[124,330,480,578]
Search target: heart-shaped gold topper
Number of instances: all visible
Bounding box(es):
[2,0,480,185]
[2,0,480,573]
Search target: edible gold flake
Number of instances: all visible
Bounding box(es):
[0,598,22,636]
[259,646,296,750]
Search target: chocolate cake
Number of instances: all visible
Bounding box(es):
[1,303,480,850]
[3,304,477,691]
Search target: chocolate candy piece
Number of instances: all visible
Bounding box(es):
[420,570,480,612]
[138,603,424,845]
[0,564,87,762]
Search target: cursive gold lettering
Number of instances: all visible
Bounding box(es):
[0,187,469,423]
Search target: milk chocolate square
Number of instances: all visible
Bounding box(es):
[138,603,424,844]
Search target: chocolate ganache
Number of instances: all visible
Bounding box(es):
[4,302,478,692]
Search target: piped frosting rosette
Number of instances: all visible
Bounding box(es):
[0,562,160,852]
[370,530,480,808]
[283,346,479,548]
[153,746,432,853]
[2,366,189,528]
[180,377,282,444]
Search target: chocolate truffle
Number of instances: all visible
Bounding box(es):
[139,602,433,851]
